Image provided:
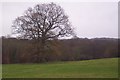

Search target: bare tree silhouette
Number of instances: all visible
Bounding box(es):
[12,2,75,62]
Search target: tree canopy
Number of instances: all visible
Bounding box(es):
[12,2,75,62]
[12,2,74,40]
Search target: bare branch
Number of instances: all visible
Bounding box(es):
[12,2,75,40]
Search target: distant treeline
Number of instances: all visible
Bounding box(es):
[2,37,119,64]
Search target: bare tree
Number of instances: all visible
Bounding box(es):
[12,2,75,62]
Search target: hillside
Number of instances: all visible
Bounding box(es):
[2,37,119,64]
[2,58,118,78]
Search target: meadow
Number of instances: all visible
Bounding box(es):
[2,58,118,78]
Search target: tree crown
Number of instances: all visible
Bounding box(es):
[12,2,74,40]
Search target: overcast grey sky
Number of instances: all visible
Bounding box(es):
[0,1,118,38]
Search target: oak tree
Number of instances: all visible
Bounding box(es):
[12,2,74,62]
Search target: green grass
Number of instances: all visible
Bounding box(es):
[0,64,1,79]
[2,58,118,78]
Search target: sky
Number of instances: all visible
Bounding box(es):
[0,0,118,38]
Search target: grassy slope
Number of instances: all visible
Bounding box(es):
[2,58,118,78]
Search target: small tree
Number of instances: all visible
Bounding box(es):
[12,2,75,62]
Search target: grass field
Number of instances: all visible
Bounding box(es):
[2,58,118,78]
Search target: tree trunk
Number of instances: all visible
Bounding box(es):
[35,37,46,63]
[41,37,46,62]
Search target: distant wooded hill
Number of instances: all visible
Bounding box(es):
[2,37,119,64]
